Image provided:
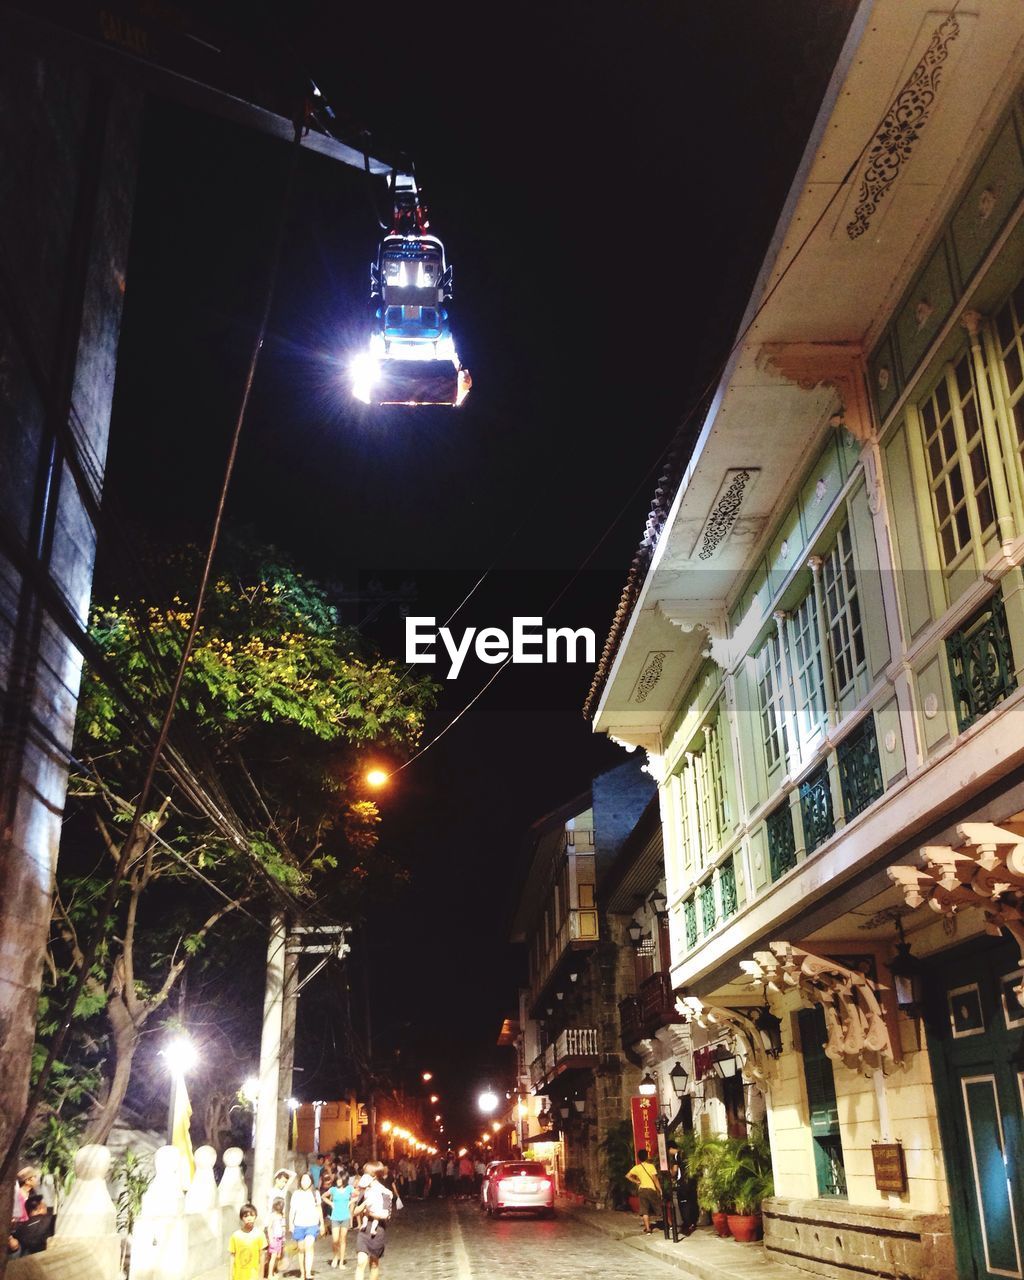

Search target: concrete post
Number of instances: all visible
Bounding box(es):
[253,914,287,1212]
[276,934,299,1172]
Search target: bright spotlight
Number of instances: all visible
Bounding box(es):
[162,1035,198,1075]
[366,768,389,788]
[477,1088,499,1114]
[350,352,381,405]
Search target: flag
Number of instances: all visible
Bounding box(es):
[171,1077,195,1186]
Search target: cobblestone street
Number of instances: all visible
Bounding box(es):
[274,1199,700,1280]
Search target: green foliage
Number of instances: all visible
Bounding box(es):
[113,1151,153,1235]
[684,1128,774,1214]
[25,1114,82,1205]
[718,1126,774,1215]
[599,1118,637,1209]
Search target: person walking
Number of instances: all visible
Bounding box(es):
[289,1172,325,1280]
[626,1147,662,1235]
[322,1171,353,1269]
[229,1204,267,1280]
[265,1197,287,1277]
[352,1163,393,1280]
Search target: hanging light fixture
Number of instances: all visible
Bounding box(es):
[888,917,927,1015]
[628,919,643,947]
[638,1072,658,1097]
[749,1001,784,1058]
[668,1060,689,1098]
[712,1046,740,1080]
[650,890,668,915]
[558,1101,570,1121]
[572,1095,586,1114]
[569,970,579,983]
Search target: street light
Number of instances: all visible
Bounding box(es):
[422,1072,433,1083]
[638,1073,658,1097]
[477,1088,499,1114]
[668,1061,689,1098]
[429,1095,439,1104]
[365,768,390,788]
[160,1034,197,1144]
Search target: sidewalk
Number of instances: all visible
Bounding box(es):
[562,1201,800,1280]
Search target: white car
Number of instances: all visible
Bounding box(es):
[484,1160,555,1217]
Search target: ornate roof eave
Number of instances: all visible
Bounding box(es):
[889,820,1024,998]
[740,941,901,1077]
[676,996,777,1088]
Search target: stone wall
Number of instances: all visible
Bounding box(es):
[763,1196,955,1280]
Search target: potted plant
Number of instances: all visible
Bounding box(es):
[685,1133,732,1235]
[720,1127,774,1242]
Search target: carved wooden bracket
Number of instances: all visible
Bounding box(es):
[758,342,873,444]
[739,941,899,1077]
[889,820,1024,998]
[657,602,732,668]
[676,995,777,1087]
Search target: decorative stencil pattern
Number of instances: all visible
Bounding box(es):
[631,650,671,704]
[847,14,960,240]
[697,468,756,561]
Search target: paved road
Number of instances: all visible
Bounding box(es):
[289,1197,693,1280]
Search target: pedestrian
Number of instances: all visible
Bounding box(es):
[457,1152,473,1198]
[265,1168,294,1222]
[229,1203,267,1280]
[289,1171,325,1280]
[472,1157,486,1195]
[309,1154,324,1190]
[352,1163,393,1280]
[10,1194,52,1256]
[322,1170,353,1269]
[626,1147,662,1235]
[12,1167,37,1224]
[265,1197,287,1277]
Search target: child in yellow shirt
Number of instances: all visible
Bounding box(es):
[229,1204,266,1280]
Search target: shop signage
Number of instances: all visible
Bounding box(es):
[871,1141,907,1193]
[630,1095,659,1163]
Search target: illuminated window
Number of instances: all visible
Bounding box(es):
[920,350,994,573]
[755,632,788,770]
[789,592,827,741]
[578,883,595,908]
[821,522,866,700]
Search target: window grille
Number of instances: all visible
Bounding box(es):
[920,349,995,572]
[790,591,827,740]
[683,896,697,950]
[945,592,1018,732]
[720,857,738,920]
[766,801,797,881]
[699,878,717,934]
[799,762,835,853]
[836,714,884,820]
[756,633,789,771]
[821,523,866,700]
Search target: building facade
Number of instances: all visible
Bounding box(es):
[511,762,654,1203]
[590,4,1024,1278]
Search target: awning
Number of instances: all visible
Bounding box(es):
[525,1130,559,1144]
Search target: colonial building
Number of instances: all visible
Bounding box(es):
[511,761,653,1203]
[588,4,1024,1278]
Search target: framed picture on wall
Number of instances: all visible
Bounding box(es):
[948,982,985,1038]
[1001,971,1024,1030]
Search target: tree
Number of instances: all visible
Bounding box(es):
[52,544,437,1144]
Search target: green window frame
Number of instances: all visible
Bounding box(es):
[946,591,1018,733]
[920,348,995,574]
[789,591,827,741]
[683,896,697,950]
[698,878,716,934]
[692,716,730,864]
[755,633,788,771]
[821,522,866,700]
[798,1006,847,1198]
[836,713,884,820]
[994,275,1024,474]
[766,801,797,881]
[719,857,738,920]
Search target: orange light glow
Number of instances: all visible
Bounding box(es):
[366,769,389,788]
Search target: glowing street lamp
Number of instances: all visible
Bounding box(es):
[160,1033,197,1144]
[429,1095,439,1104]
[422,1072,433,1083]
[366,768,389,788]
[491,1121,501,1133]
[477,1087,499,1115]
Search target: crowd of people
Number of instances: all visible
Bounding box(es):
[231,1155,399,1280]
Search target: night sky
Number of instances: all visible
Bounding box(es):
[98,0,857,1142]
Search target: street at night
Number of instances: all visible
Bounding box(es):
[5,3,1024,1280]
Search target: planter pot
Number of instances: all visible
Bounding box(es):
[726,1212,763,1242]
[711,1210,731,1237]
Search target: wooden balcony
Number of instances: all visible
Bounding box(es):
[619,972,678,1047]
[529,1025,599,1089]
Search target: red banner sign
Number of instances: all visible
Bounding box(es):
[630,1094,659,1163]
